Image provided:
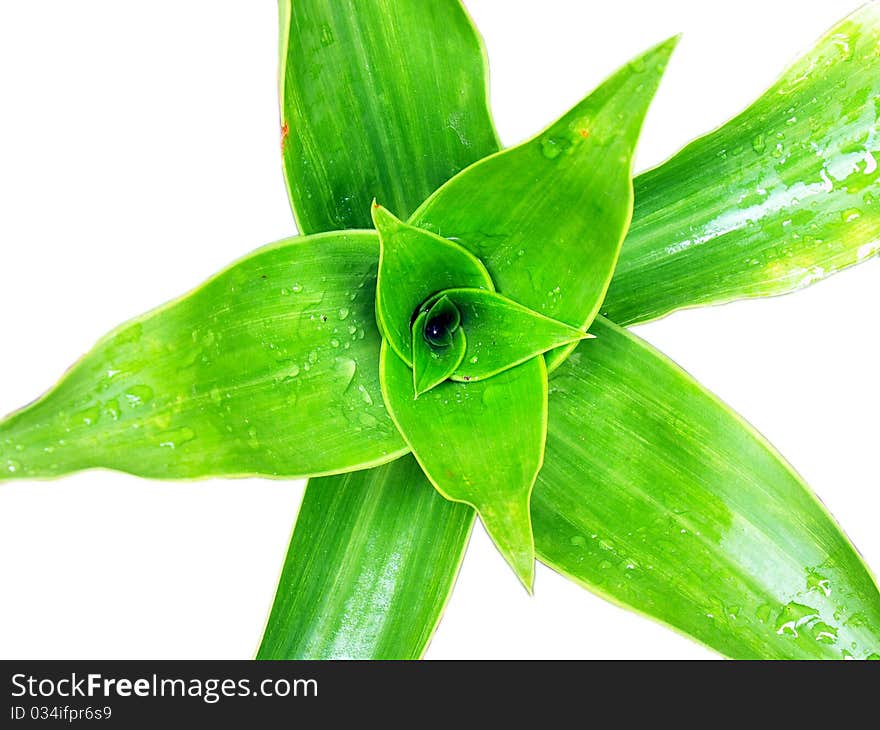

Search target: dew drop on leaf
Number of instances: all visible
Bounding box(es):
[158,427,196,449]
[124,385,154,407]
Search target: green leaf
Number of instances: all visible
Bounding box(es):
[412,306,467,397]
[278,0,499,232]
[604,4,880,326]
[411,36,678,368]
[262,0,498,660]
[532,317,880,659]
[419,295,462,349]
[427,288,590,385]
[257,455,474,659]
[0,232,406,481]
[380,342,547,590]
[373,204,493,365]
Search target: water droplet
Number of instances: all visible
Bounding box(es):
[338,307,350,320]
[5,459,21,474]
[336,358,357,389]
[811,621,838,645]
[358,412,379,429]
[845,612,868,628]
[751,133,766,154]
[307,351,318,365]
[124,385,154,407]
[111,323,143,347]
[628,56,646,73]
[357,384,373,406]
[74,405,101,427]
[776,602,819,637]
[99,399,119,422]
[830,32,854,61]
[540,135,572,159]
[806,567,832,597]
[842,208,862,222]
[292,283,303,293]
[569,535,586,547]
[330,338,340,348]
[158,427,196,449]
[319,24,334,47]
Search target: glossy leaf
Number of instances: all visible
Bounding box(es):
[428,288,590,384]
[412,308,467,397]
[263,0,498,660]
[278,0,499,232]
[380,342,547,590]
[605,3,880,326]
[257,455,474,659]
[420,295,462,348]
[411,37,677,369]
[373,205,493,365]
[0,233,406,481]
[531,317,880,659]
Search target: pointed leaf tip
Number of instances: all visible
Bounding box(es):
[433,288,591,382]
[370,202,402,233]
[477,496,537,593]
[410,36,678,375]
[380,344,546,592]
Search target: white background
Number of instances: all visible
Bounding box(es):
[0,1,876,659]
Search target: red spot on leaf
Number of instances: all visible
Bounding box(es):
[280,121,289,152]
[578,128,589,138]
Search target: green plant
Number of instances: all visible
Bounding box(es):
[2,0,879,658]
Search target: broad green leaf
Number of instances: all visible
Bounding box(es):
[257,455,474,659]
[604,4,880,326]
[412,307,467,397]
[532,317,880,659]
[263,0,498,659]
[0,232,406,481]
[373,204,493,365]
[278,0,499,232]
[424,288,590,385]
[380,342,546,590]
[411,37,677,369]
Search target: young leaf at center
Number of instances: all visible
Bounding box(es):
[372,204,493,365]
[380,342,547,591]
[411,303,467,397]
